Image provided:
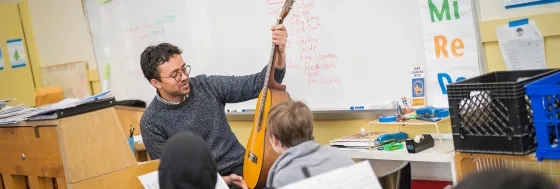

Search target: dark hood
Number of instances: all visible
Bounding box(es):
[159,131,217,189]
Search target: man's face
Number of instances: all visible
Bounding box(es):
[151,54,191,96]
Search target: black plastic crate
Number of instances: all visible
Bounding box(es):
[447,69,560,155]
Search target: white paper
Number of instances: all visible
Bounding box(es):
[417,0,483,107]
[133,135,143,143]
[279,161,382,189]
[6,38,27,69]
[137,171,229,189]
[138,171,160,189]
[504,0,541,7]
[0,47,4,70]
[215,173,230,189]
[497,21,546,71]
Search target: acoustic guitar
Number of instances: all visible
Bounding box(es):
[243,1,295,188]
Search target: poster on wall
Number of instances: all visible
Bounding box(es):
[7,38,27,69]
[0,48,4,70]
[411,65,426,108]
[417,0,483,107]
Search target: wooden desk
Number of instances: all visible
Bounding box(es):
[113,106,150,161]
[0,107,156,189]
[114,105,144,137]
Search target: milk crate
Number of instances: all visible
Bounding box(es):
[447,69,559,155]
[526,71,560,161]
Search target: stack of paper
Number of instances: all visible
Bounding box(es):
[0,103,36,124]
[27,90,114,121]
[0,104,34,119]
[0,90,114,124]
[0,98,15,110]
[329,132,384,149]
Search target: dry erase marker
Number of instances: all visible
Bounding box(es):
[350,105,366,110]
[227,109,253,112]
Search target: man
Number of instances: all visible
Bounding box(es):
[265,100,355,188]
[139,25,288,187]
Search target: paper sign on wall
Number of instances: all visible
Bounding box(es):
[497,19,546,70]
[7,38,27,69]
[417,0,483,107]
[0,48,4,70]
[411,65,426,108]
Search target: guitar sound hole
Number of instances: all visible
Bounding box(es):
[248,152,258,163]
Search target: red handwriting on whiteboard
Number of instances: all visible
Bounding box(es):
[267,0,340,85]
[267,0,284,5]
[297,36,318,53]
[126,24,155,33]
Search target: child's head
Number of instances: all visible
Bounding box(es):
[267,100,314,154]
[454,170,557,189]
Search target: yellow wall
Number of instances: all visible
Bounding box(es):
[480,12,560,72]
[0,1,42,106]
[23,0,97,68]
[0,0,99,98]
[477,1,560,21]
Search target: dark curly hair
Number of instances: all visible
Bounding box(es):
[140,43,183,81]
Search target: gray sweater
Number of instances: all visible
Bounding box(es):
[140,66,285,175]
[266,141,356,188]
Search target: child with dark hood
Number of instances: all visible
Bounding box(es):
[159,131,248,189]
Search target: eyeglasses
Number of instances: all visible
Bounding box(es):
[160,65,191,82]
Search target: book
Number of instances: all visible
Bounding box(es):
[329,132,384,148]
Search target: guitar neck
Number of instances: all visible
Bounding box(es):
[263,18,284,89]
[255,18,284,131]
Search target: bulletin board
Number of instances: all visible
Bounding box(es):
[40,61,93,99]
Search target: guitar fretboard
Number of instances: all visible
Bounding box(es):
[255,18,283,132]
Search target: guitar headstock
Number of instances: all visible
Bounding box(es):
[279,0,295,20]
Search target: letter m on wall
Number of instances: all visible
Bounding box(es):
[428,0,459,23]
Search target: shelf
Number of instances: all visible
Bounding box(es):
[368,116,450,146]
[341,139,455,163]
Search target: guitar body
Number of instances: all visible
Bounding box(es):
[244,88,290,189]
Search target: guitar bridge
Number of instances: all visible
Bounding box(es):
[248,152,258,163]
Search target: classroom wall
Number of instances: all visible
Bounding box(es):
[0,0,97,69]
[478,4,560,72]
[0,0,98,99]
[25,0,97,68]
[478,0,560,21]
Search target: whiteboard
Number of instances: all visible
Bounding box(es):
[40,61,92,99]
[85,0,430,110]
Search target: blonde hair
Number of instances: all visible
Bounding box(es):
[266,100,314,147]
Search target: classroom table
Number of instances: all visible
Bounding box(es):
[341,139,457,185]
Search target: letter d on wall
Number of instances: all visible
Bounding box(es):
[438,73,466,94]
